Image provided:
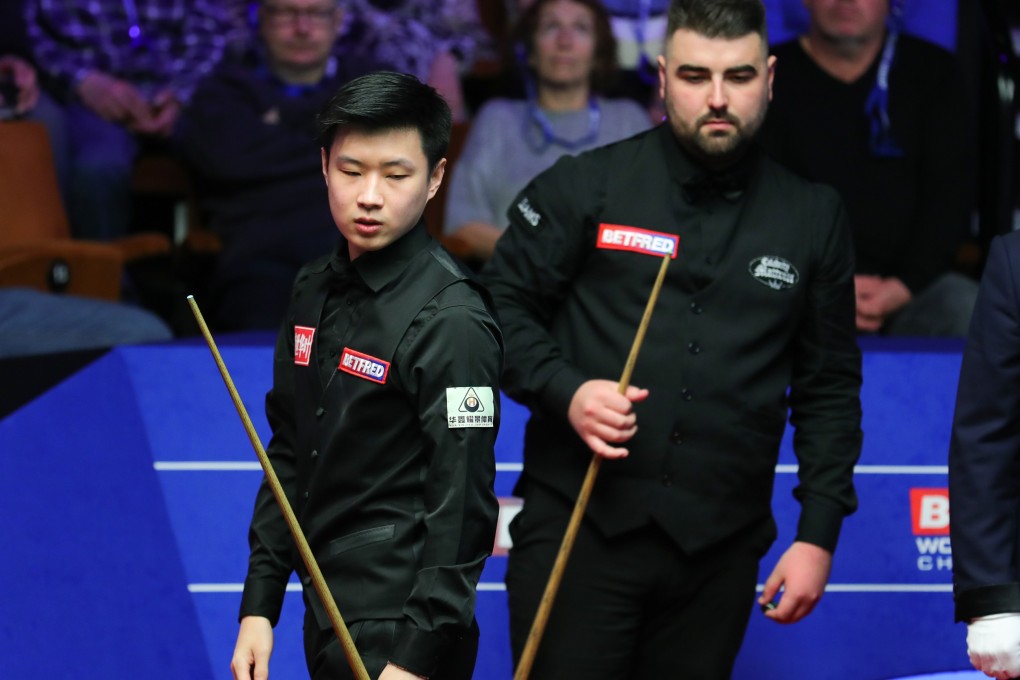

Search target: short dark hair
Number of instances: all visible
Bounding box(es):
[666,0,768,45]
[316,71,451,170]
[512,0,618,94]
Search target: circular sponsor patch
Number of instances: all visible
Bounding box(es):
[748,256,799,290]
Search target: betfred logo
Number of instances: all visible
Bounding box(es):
[338,347,389,384]
[597,224,679,259]
[910,488,949,536]
[294,326,315,366]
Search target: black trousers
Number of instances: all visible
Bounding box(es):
[506,483,762,680]
[303,614,479,680]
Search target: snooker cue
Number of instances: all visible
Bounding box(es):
[514,254,672,680]
[187,295,370,680]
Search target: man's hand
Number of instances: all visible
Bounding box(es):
[0,55,39,114]
[131,88,180,136]
[854,274,912,332]
[231,615,274,680]
[967,613,1020,679]
[568,379,649,459]
[379,663,428,679]
[758,541,832,624]
[76,71,151,126]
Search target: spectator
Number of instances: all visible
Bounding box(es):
[338,0,491,122]
[761,0,978,336]
[0,0,68,200]
[177,0,384,331]
[442,0,650,264]
[24,0,229,241]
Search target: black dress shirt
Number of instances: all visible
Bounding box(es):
[240,223,502,677]
[482,124,863,555]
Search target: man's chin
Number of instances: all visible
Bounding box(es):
[690,136,748,167]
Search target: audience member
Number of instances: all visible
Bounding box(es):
[338,0,491,122]
[0,288,173,358]
[503,0,669,112]
[0,0,68,199]
[176,0,384,331]
[24,0,229,241]
[442,0,650,264]
[761,0,978,336]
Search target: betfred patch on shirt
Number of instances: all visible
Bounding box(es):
[597,224,679,259]
[338,347,390,384]
[294,326,315,366]
[446,386,495,428]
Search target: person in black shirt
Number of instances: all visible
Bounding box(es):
[178,0,386,331]
[761,0,977,336]
[482,0,863,677]
[230,71,502,680]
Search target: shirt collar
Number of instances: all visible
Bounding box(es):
[328,220,433,293]
[657,122,762,204]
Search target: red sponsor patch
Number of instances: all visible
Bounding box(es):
[294,326,315,366]
[338,347,390,384]
[910,488,949,535]
[597,223,679,259]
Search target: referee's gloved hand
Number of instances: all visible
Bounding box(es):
[967,613,1020,679]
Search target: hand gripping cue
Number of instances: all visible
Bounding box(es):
[514,254,672,680]
[187,295,369,680]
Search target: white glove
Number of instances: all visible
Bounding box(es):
[968,613,1020,679]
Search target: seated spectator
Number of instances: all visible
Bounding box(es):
[176,0,384,331]
[442,0,650,264]
[24,0,229,241]
[0,0,68,200]
[761,0,978,336]
[337,0,492,123]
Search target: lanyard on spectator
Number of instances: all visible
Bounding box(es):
[518,51,602,152]
[864,1,905,157]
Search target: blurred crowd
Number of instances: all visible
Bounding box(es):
[1,0,1017,356]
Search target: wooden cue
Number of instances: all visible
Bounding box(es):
[514,254,672,680]
[187,296,370,680]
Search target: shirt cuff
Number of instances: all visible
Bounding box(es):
[955,584,1020,623]
[794,498,846,553]
[238,576,287,626]
[388,623,451,679]
[538,363,588,418]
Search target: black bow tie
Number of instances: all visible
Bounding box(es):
[682,172,747,205]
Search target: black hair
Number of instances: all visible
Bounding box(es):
[666,0,768,45]
[316,71,451,170]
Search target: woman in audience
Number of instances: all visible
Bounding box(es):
[442,0,650,264]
